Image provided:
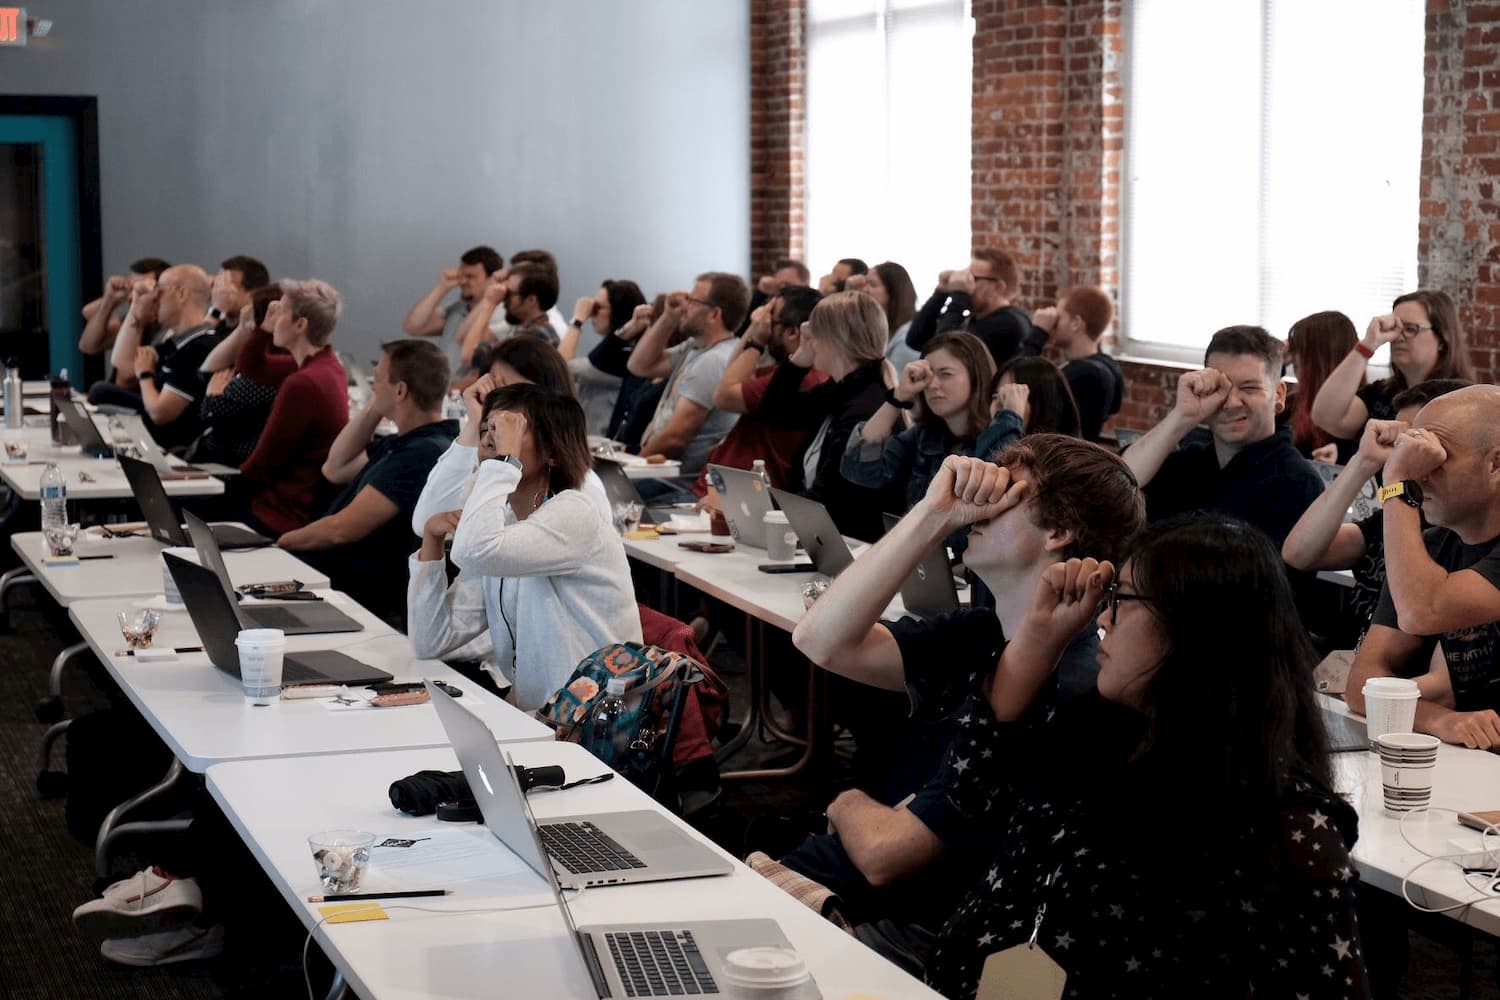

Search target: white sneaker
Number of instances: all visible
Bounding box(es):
[72,866,203,938]
[100,924,225,967]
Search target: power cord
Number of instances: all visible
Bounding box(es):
[301,888,583,1000]
[1397,806,1500,914]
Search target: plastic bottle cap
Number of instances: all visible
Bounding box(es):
[605,677,630,696]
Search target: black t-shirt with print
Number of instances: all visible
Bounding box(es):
[1371,526,1500,712]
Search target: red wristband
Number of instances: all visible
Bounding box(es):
[1353,343,1375,360]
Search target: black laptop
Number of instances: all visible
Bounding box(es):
[163,553,391,686]
[182,511,363,635]
[594,458,674,525]
[56,398,114,458]
[119,456,271,550]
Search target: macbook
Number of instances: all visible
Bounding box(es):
[163,553,390,686]
[110,413,237,477]
[768,489,854,577]
[55,398,114,458]
[880,512,959,618]
[428,680,731,889]
[707,465,775,548]
[120,456,272,550]
[1322,708,1370,753]
[498,744,813,1000]
[182,511,363,635]
[594,458,674,525]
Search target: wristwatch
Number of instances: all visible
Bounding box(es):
[570,318,585,329]
[1377,479,1423,508]
[885,387,915,410]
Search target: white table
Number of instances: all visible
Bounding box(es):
[0,419,224,501]
[1324,697,1500,936]
[67,594,552,773]
[207,742,943,1000]
[10,529,330,607]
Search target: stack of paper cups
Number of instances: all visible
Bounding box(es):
[235,627,286,706]
[1374,732,1440,814]
[1361,676,1420,749]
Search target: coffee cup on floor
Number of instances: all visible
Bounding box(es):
[720,946,817,999]
[236,627,286,705]
[1361,676,1420,749]
[763,510,796,561]
[1374,732,1439,814]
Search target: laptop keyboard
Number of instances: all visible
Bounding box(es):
[540,821,646,874]
[605,929,717,997]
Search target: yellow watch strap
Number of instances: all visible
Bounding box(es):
[1377,481,1406,504]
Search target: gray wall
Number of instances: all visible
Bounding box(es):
[3,0,750,361]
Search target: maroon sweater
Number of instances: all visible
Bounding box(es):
[240,347,349,534]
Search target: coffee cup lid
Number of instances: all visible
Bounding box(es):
[720,947,810,988]
[1362,677,1420,698]
[235,627,286,645]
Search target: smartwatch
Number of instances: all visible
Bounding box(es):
[1377,479,1423,509]
[570,318,585,329]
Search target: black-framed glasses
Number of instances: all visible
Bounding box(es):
[1102,581,1152,622]
[1399,322,1434,338]
[972,275,999,284]
[684,295,716,310]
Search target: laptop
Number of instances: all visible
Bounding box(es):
[1322,708,1370,753]
[880,512,959,618]
[706,465,775,548]
[496,752,811,999]
[182,511,363,635]
[56,398,114,458]
[164,553,391,686]
[768,489,854,577]
[120,457,272,550]
[594,458,673,525]
[428,680,731,889]
[109,413,237,478]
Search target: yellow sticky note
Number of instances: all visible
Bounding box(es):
[318,902,389,924]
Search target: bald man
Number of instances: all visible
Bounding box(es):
[90,264,221,450]
[1346,384,1500,749]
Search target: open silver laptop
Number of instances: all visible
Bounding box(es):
[880,512,959,618]
[707,465,775,548]
[110,412,237,477]
[768,489,854,577]
[427,681,731,888]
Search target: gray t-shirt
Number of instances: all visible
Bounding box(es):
[643,337,739,474]
[439,296,505,375]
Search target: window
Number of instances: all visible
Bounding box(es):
[1122,0,1425,366]
[805,0,973,294]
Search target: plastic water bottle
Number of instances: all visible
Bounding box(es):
[582,677,630,766]
[40,463,67,536]
[751,458,770,488]
[3,360,21,430]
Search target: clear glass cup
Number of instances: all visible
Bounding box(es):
[44,522,79,556]
[308,829,377,893]
[612,500,643,535]
[118,608,160,649]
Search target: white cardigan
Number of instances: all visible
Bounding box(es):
[412,440,611,533]
[406,458,641,710]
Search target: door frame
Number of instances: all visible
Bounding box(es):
[0,95,102,380]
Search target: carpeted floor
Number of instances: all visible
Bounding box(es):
[0,576,1494,999]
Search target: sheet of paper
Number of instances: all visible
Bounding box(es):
[360,828,539,892]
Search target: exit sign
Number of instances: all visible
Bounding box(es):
[0,8,27,46]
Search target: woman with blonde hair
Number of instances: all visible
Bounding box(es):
[756,290,899,540]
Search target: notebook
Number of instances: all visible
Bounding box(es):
[767,489,854,577]
[428,681,731,888]
[119,456,271,550]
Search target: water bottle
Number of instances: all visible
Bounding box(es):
[50,368,72,444]
[3,360,21,430]
[582,677,630,766]
[751,458,770,488]
[40,463,67,537]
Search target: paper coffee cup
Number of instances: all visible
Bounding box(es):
[720,947,815,999]
[1375,732,1439,814]
[1361,676,1420,748]
[764,510,796,562]
[236,627,286,705]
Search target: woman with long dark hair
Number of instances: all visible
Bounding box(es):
[973,355,1083,460]
[860,261,920,372]
[1286,310,1358,461]
[408,384,640,708]
[923,511,1367,998]
[1311,289,1475,439]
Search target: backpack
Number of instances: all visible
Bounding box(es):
[537,642,714,807]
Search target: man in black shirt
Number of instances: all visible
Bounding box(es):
[785,436,1145,972]
[1122,325,1323,552]
[1029,284,1125,443]
[1346,385,1500,748]
[904,246,1043,368]
[117,265,222,451]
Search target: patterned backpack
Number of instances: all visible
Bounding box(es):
[537,642,707,803]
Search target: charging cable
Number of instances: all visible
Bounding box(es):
[1396,807,1500,914]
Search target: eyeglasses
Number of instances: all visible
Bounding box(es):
[1399,322,1434,338]
[972,275,999,284]
[683,296,716,310]
[1102,580,1152,623]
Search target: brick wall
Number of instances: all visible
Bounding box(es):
[748,0,807,280]
[1418,0,1500,382]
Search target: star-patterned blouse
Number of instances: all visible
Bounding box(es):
[922,691,1371,1000]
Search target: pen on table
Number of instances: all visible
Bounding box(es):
[307,889,452,902]
[114,645,203,657]
[78,554,115,561]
